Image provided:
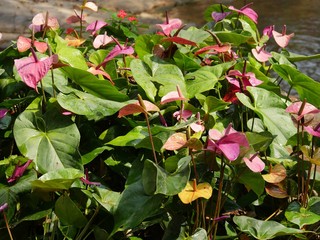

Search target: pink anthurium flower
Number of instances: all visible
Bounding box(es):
[286,101,320,121]
[96,37,134,68]
[7,160,33,183]
[190,112,205,133]
[86,20,107,35]
[173,109,192,121]
[156,18,183,36]
[118,100,160,118]
[14,51,58,92]
[251,45,272,62]
[305,123,320,137]
[30,12,59,32]
[17,36,48,53]
[211,12,231,22]
[93,32,114,49]
[263,25,274,38]
[272,25,294,48]
[0,109,8,119]
[229,2,258,24]
[207,123,249,161]
[160,85,187,104]
[243,153,265,172]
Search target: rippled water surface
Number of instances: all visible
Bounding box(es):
[169,0,320,81]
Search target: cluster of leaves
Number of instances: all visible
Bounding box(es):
[0,1,320,239]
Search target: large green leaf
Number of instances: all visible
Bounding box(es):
[237,87,296,157]
[215,31,252,45]
[273,64,320,107]
[61,66,128,102]
[142,156,191,195]
[92,187,120,213]
[111,160,164,235]
[134,34,163,59]
[285,201,320,228]
[57,86,132,121]
[237,168,265,196]
[13,98,82,173]
[31,168,84,191]
[55,195,88,228]
[233,216,305,239]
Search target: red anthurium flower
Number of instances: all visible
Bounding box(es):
[17,36,48,53]
[156,18,183,36]
[80,169,101,186]
[223,69,263,103]
[173,109,192,121]
[207,124,249,161]
[93,32,114,49]
[195,43,231,56]
[243,153,265,172]
[272,25,294,48]
[229,2,258,24]
[86,20,107,35]
[14,53,58,92]
[160,85,187,104]
[286,101,320,121]
[251,45,272,62]
[0,109,8,119]
[7,160,33,183]
[87,66,114,85]
[305,123,320,138]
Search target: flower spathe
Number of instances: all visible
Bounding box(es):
[272,25,294,48]
[229,2,258,24]
[14,54,58,92]
[156,18,183,36]
[207,124,249,161]
[160,85,187,104]
[7,160,33,183]
[243,153,265,172]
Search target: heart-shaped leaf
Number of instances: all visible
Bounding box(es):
[178,181,212,204]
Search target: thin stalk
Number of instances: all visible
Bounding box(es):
[47,39,56,98]
[3,212,14,240]
[75,206,100,240]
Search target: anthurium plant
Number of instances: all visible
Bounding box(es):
[0,1,320,239]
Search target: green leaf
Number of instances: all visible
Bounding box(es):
[55,36,87,70]
[173,50,201,72]
[111,160,164,235]
[32,168,84,191]
[55,195,88,228]
[285,201,320,228]
[246,132,274,152]
[130,58,157,101]
[185,68,218,98]
[237,87,296,157]
[237,168,265,196]
[92,187,120,213]
[142,156,191,195]
[178,27,211,44]
[233,215,305,239]
[61,66,128,102]
[273,64,320,107]
[13,98,82,173]
[202,95,230,113]
[57,86,132,121]
[287,52,320,62]
[184,228,207,240]
[215,31,252,45]
[134,34,163,59]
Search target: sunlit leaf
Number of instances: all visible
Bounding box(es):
[262,164,286,183]
[178,181,212,204]
[162,132,187,151]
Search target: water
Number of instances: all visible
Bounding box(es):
[165,0,320,81]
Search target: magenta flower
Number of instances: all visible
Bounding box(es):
[223,69,263,103]
[263,25,274,38]
[212,12,231,22]
[7,160,33,183]
[80,169,101,186]
[156,18,183,36]
[243,153,265,172]
[14,53,58,92]
[272,25,294,48]
[251,45,272,62]
[86,20,107,35]
[0,109,8,119]
[0,203,8,213]
[305,123,320,137]
[207,124,249,161]
[229,2,258,24]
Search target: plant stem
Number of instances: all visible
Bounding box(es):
[76,206,100,240]
[3,212,14,240]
